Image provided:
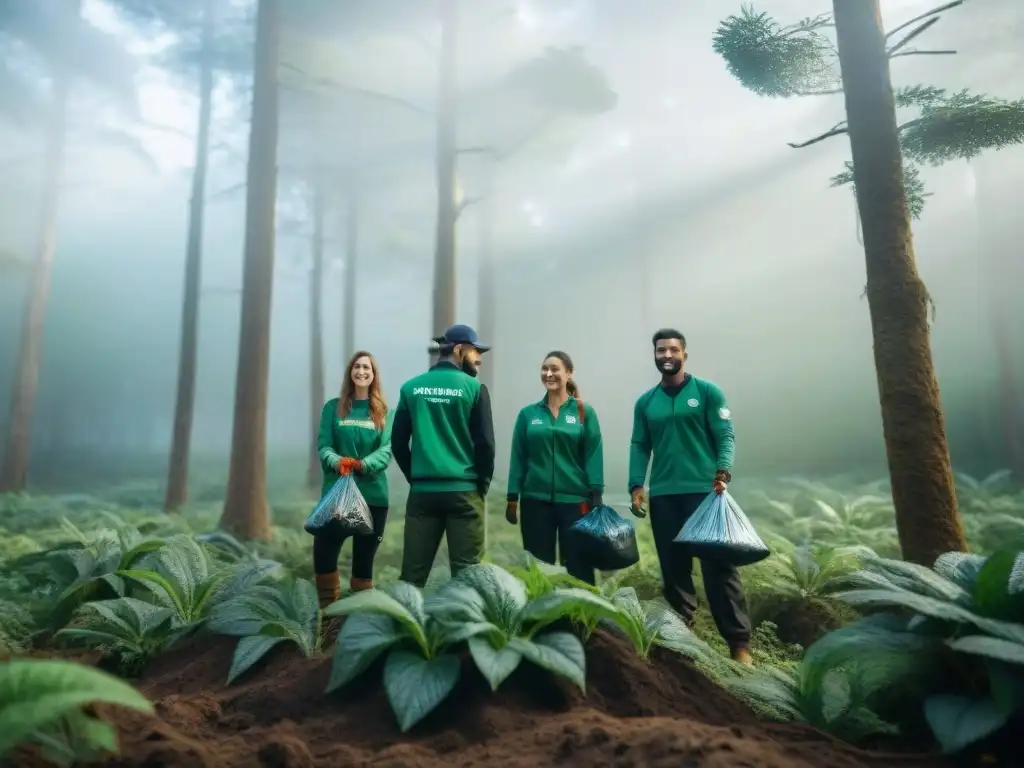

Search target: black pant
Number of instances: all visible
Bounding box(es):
[519,499,595,585]
[649,493,751,648]
[313,504,389,580]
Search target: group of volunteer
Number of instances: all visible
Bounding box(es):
[310,323,753,665]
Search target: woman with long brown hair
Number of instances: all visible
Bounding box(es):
[313,351,393,607]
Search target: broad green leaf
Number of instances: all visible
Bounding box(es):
[0,660,153,754]
[442,620,501,645]
[424,581,489,625]
[468,636,522,690]
[325,584,428,651]
[118,569,187,619]
[833,588,1024,644]
[923,694,1011,754]
[327,613,401,693]
[227,636,287,685]
[933,552,987,592]
[455,563,530,634]
[522,587,621,633]
[947,635,1024,666]
[508,631,586,691]
[383,651,461,732]
[973,549,1024,620]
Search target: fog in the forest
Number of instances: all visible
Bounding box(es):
[1,0,1021,494]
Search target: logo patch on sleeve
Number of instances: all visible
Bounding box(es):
[719,407,731,420]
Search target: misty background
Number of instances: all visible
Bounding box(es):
[0,0,1021,495]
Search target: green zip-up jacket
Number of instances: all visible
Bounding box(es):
[506,397,604,504]
[628,375,735,497]
[391,361,495,494]
[317,398,393,507]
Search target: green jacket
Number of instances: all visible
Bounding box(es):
[391,361,495,494]
[317,398,393,506]
[628,375,735,497]
[507,397,604,504]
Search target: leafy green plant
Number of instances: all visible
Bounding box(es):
[324,581,469,732]
[598,586,714,662]
[0,659,153,766]
[207,579,321,684]
[44,520,166,628]
[118,534,278,634]
[55,598,174,675]
[725,613,937,742]
[826,550,1024,752]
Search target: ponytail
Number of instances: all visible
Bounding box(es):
[567,380,585,422]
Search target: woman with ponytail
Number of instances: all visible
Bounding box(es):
[504,351,604,584]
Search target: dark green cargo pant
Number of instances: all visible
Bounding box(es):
[400,490,486,587]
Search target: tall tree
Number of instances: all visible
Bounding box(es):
[342,188,358,367]
[306,179,325,491]
[219,0,281,541]
[0,0,139,492]
[431,0,459,342]
[713,1,1024,564]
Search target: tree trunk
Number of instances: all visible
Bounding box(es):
[164,0,216,512]
[342,190,358,365]
[973,160,1023,476]
[430,0,459,357]
[0,40,72,493]
[219,0,280,541]
[477,166,495,392]
[307,181,325,491]
[832,0,966,565]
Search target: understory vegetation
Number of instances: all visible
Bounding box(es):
[1,468,1022,763]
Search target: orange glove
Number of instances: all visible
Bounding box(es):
[713,470,731,495]
[339,457,363,476]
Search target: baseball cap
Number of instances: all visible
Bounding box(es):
[432,324,491,352]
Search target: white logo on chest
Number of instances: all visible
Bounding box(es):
[686,398,699,408]
[565,415,577,424]
[531,418,543,425]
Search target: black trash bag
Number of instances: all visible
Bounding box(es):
[304,473,374,536]
[570,504,640,572]
[673,491,769,566]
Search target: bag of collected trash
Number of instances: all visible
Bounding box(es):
[570,504,641,572]
[304,473,374,536]
[674,491,769,566]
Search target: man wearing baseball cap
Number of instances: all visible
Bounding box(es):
[392,324,495,585]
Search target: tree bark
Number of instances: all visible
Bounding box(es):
[343,190,358,366]
[477,166,495,392]
[832,0,966,565]
[219,0,280,541]
[0,33,73,493]
[164,0,216,511]
[430,0,459,358]
[307,181,325,491]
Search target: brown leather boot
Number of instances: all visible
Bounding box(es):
[730,646,754,666]
[350,577,374,593]
[316,571,341,609]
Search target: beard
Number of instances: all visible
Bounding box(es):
[656,357,682,377]
[461,358,479,378]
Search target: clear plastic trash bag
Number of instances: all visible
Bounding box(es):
[673,491,769,566]
[570,504,640,572]
[304,473,374,536]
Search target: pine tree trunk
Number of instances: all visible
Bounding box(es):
[342,190,357,365]
[219,0,280,541]
[973,160,1023,476]
[164,0,216,512]
[832,0,966,565]
[430,0,459,354]
[307,182,325,491]
[0,47,72,493]
[477,167,495,391]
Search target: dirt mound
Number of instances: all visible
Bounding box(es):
[91,630,944,768]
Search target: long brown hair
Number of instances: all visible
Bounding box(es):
[544,350,585,422]
[338,351,388,429]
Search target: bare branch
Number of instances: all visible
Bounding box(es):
[456,195,484,216]
[793,88,844,97]
[887,16,941,55]
[788,120,848,148]
[885,0,962,40]
[890,49,956,59]
[279,62,434,117]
